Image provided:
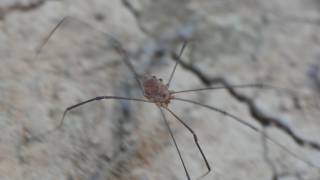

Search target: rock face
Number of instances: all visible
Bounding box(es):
[1,0,320,180]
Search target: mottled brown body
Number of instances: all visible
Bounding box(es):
[142,76,174,107]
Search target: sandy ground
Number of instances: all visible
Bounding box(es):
[0,0,320,180]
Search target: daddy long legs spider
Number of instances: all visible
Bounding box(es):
[27,16,318,180]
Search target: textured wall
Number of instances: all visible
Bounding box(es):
[0,0,320,180]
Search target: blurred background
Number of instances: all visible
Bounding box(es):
[0,0,320,179]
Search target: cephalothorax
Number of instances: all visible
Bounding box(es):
[142,76,174,107]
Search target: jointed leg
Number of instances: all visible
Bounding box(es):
[172,83,272,94]
[261,127,279,180]
[165,107,211,179]
[173,97,259,131]
[173,97,316,167]
[158,106,191,180]
[27,96,149,143]
[167,40,188,88]
[37,16,144,94]
[59,96,148,129]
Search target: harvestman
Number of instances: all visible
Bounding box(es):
[30,17,311,180]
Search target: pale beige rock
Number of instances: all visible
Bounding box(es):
[0,0,319,180]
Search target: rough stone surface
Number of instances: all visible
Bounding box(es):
[0,0,320,180]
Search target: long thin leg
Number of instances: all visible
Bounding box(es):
[112,41,144,92]
[165,107,211,180]
[158,106,191,180]
[27,96,150,143]
[261,127,279,180]
[173,98,259,131]
[167,40,188,88]
[36,16,144,93]
[36,16,67,55]
[173,97,317,168]
[172,83,272,94]
[59,96,149,129]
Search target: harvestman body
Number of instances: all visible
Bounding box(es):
[27,16,314,180]
[143,76,174,107]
